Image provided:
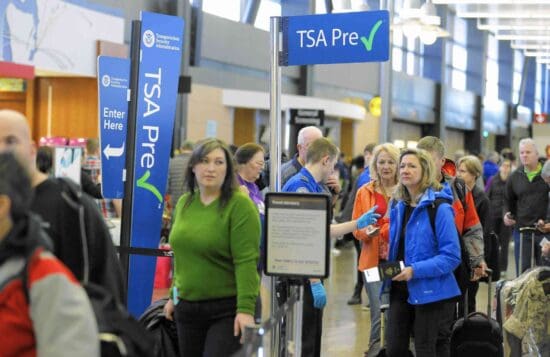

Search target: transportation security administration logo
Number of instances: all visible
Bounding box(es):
[102,75,111,87]
[143,29,155,48]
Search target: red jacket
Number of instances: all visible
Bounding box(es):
[0,216,99,356]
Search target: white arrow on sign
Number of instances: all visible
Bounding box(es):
[103,142,125,160]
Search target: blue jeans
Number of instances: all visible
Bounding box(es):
[174,296,242,357]
[513,228,544,276]
[364,279,386,354]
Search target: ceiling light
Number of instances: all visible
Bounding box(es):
[511,43,550,50]
[458,12,550,19]
[524,51,550,57]
[478,24,550,31]
[399,0,422,19]
[496,34,550,41]
[420,0,441,25]
[420,29,438,45]
[393,0,448,45]
[434,0,550,3]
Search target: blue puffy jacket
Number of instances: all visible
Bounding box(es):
[385,185,461,305]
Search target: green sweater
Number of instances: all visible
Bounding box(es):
[169,190,261,315]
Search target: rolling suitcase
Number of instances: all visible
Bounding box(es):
[518,226,538,276]
[450,269,504,357]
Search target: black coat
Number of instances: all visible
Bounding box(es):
[504,163,549,227]
[31,178,126,303]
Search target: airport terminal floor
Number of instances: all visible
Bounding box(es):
[256,241,516,357]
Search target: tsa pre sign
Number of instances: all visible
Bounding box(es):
[281,11,389,66]
[128,11,184,316]
[97,56,130,199]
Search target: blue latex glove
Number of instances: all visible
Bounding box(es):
[356,205,381,229]
[310,281,327,309]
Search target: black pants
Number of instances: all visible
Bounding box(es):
[491,217,511,272]
[174,296,241,357]
[386,284,455,357]
[353,237,364,292]
[302,281,323,357]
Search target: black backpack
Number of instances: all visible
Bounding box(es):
[139,298,180,357]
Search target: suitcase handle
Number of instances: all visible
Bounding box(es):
[464,268,493,319]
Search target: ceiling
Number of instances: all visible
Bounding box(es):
[431,0,550,63]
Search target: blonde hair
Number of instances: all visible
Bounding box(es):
[370,143,400,183]
[394,148,441,204]
[457,155,482,179]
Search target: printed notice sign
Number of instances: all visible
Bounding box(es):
[264,193,330,278]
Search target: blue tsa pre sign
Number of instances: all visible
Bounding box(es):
[128,11,184,317]
[97,56,130,199]
[281,10,389,66]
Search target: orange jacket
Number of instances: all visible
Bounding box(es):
[352,181,390,271]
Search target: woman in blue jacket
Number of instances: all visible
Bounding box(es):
[385,148,461,357]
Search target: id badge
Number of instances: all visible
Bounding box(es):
[172,287,179,305]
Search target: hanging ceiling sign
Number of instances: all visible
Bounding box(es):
[281,10,389,66]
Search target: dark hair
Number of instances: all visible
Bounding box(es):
[36,146,53,174]
[0,152,32,221]
[234,143,264,165]
[184,138,237,209]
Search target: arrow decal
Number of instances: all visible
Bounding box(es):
[103,142,125,159]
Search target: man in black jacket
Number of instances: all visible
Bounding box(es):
[503,138,549,275]
[0,109,125,303]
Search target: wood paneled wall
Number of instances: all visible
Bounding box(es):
[339,118,353,160]
[233,108,255,146]
[0,91,26,113]
[33,77,98,142]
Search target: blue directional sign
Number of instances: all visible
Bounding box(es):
[97,56,130,199]
[281,10,389,66]
[128,11,184,316]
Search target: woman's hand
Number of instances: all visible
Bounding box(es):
[164,299,175,321]
[392,266,414,281]
[234,312,255,343]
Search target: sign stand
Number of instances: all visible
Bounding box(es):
[268,15,284,356]
[267,10,389,356]
[120,19,142,294]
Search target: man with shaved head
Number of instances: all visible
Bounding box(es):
[0,110,125,301]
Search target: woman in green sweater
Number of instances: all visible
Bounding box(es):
[164,138,261,356]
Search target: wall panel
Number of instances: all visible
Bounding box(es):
[34,77,98,142]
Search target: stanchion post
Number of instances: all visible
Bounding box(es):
[119,20,142,297]
[269,15,282,357]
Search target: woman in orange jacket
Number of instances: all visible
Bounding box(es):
[352,143,400,357]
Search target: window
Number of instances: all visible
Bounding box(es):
[202,0,240,21]
[535,63,543,113]
[485,34,499,99]
[512,50,524,104]
[447,13,468,91]
[254,0,281,31]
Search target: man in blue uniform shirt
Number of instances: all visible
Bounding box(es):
[282,137,379,357]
